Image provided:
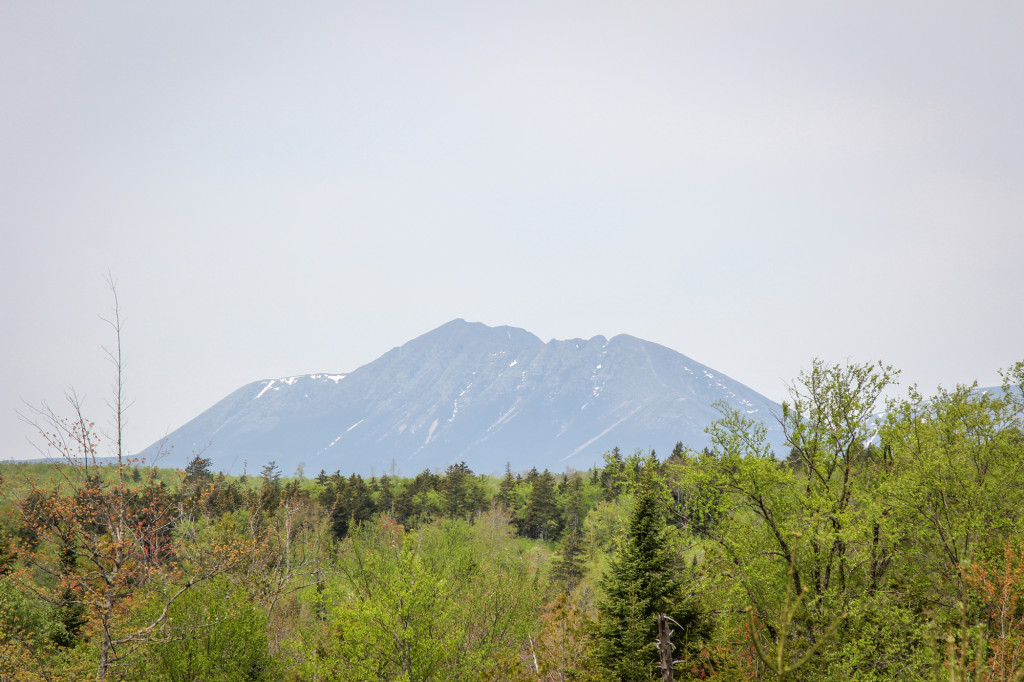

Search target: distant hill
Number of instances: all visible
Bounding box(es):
[138,319,786,476]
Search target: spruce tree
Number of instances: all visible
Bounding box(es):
[594,456,689,680]
[440,461,473,519]
[551,527,586,593]
[378,474,394,516]
[523,469,563,540]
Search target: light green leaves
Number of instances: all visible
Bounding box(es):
[303,513,540,682]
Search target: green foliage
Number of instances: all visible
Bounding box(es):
[4,356,1024,680]
[496,462,518,510]
[746,536,847,680]
[131,576,275,681]
[559,471,601,532]
[300,511,541,681]
[183,454,213,483]
[439,461,487,520]
[0,573,55,676]
[583,496,631,563]
[521,469,564,540]
[668,361,906,677]
[594,455,695,680]
[881,381,1024,598]
[551,527,587,594]
[394,469,444,528]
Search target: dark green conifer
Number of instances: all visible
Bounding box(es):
[496,462,517,510]
[440,461,473,519]
[184,454,213,483]
[594,456,691,680]
[601,447,625,500]
[378,474,394,515]
[523,469,562,540]
[551,526,586,593]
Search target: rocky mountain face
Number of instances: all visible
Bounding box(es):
[139,319,785,476]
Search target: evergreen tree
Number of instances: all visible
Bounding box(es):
[347,474,376,526]
[601,447,625,500]
[205,473,244,516]
[394,469,440,527]
[181,453,214,506]
[551,527,586,593]
[378,474,394,516]
[523,469,563,540]
[440,461,474,520]
[184,453,212,481]
[496,462,517,509]
[259,461,283,511]
[51,541,87,648]
[561,474,588,532]
[594,456,689,680]
[326,476,350,539]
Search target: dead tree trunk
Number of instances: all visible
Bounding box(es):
[658,613,675,682]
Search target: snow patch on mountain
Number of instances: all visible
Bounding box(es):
[139,319,787,476]
[564,405,644,461]
[254,373,349,400]
[254,381,276,399]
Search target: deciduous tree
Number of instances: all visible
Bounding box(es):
[13,281,254,680]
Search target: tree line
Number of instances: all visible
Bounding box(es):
[2,357,1023,680]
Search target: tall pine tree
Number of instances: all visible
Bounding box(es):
[594,456,692,681]
[522,469,563,540]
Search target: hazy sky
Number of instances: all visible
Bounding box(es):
[3,2,1022,462]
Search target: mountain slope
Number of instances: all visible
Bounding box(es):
[139,320,784,475]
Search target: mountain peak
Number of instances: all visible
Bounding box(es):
[140,323,783,476]
[411,319,543,349]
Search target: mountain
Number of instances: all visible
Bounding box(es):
[138,320,785,476]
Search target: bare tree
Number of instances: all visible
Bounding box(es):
[14,277,252,680]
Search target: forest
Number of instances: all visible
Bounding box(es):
[2,358,1023,681]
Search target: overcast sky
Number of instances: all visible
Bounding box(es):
[2,2,1022,462]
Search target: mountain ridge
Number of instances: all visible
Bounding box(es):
[139,320,786,476]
